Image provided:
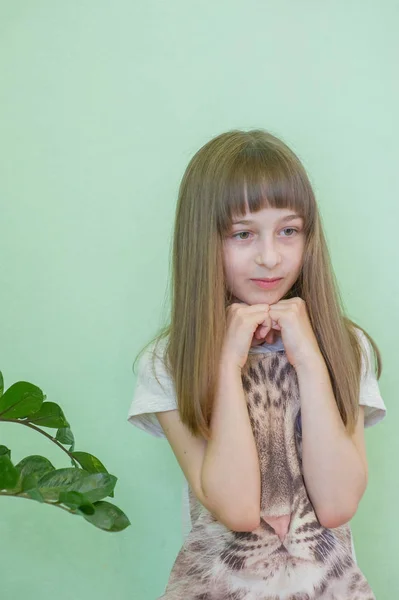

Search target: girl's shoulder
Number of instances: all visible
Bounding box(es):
[352,326,387,428]
[127,336,177,438]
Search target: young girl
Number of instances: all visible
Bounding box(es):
[128,129,387,599]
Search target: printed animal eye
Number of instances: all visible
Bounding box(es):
[295,411,302,436]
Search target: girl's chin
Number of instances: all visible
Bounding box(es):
[229,287,287,306]
[244,293,282,305]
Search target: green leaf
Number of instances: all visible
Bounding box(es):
[69,472,117,504]
[71,452,114,497]
[0,381,44,420]
[28,402,69,428]
[36,468,88,501]
[0,371,4,397]
[77,503,95,515]
[25,484,45,503]
[15,455,55,492]
[59,490,84,507]
[36,468,116,504]
[71,452,107,473]
[56,427,75,447]
[58,491,95,514]
[0,447,19,490]
[80,501,130,532]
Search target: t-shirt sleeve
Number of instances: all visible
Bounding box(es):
[356,328,387,428]
[127,342,177,438]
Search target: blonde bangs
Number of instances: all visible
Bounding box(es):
[215,138,315,238]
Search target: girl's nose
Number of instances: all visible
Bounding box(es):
[255,240,280,267]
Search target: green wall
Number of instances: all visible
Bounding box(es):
[0,2,397,598]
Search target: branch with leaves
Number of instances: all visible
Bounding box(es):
[0,371,130,532]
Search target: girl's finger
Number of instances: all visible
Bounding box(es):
[265,329,275,344]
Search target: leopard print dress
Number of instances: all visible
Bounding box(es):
[159,350,375,600]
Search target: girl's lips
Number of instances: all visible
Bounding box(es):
[251,278,282,289]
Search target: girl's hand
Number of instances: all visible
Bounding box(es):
[267,297,322,369]
[221,302,274,370]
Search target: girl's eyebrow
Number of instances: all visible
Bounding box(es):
[231,213,303,225]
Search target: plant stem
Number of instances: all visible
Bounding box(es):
[0,418,79,467]
[0,491,76,513]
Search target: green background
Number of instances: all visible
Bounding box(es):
[0,2,397,598]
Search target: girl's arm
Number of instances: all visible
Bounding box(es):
[156,359,261,532]
[297,355,368,528]
[201,359,261,530]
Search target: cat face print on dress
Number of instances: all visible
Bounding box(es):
[160,352,375,600]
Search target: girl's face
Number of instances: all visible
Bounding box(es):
[222,206,306,307]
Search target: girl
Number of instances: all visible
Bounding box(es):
[128,129,387,599]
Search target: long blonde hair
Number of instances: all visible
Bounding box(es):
[133,129,382,439]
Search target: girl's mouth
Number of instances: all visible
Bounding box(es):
[251,278,282,289]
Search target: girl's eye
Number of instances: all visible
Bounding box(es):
[233,231,251,240]
[282,228,298,237]
[232,228,298,240]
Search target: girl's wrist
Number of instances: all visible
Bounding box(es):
[293,351,326,374]
[219,353,244,376]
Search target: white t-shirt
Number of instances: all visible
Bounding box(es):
[127,328,387,564]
